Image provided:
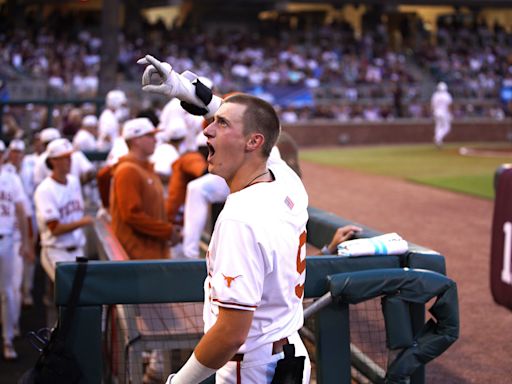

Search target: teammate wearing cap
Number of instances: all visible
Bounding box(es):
[431,82,453,148]
[0,140,34,360]
[110,117,174,260]
[73,114,99,152]
[33,127,96,187]
[139,55,310,383]
[98,89,129,151]
[33,138,94,281]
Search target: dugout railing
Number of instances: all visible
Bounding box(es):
[52,206,454,384]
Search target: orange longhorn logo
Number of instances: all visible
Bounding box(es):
[222,274,242,288]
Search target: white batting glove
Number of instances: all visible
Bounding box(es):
[137,55,221,119]
[165,373,176,384]
[137,55,205,104]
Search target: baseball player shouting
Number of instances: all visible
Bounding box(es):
[34,138,94,282]
[139,55,310,383]
[0,140,34,360]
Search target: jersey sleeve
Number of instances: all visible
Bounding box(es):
[34,184,60,223]
[209,219,267,311]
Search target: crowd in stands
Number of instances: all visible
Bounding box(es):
[1,8,511,124]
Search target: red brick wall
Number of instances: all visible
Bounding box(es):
[282,119,512,147]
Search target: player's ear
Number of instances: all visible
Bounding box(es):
[245,133,264,152]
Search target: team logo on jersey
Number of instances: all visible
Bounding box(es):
[222,274,242,288]
[284,196,294,210]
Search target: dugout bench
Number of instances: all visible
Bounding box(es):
[51,206,458,384]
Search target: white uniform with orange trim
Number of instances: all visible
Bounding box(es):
[34,174,86,281]
[204,157,310,384]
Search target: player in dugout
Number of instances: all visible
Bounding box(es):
[138,54,311,383]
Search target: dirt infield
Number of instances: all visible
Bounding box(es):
[301,160,512,384]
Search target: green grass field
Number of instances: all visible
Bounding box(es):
[300,143,512,199]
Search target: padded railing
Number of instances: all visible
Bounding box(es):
[52,206,453,383]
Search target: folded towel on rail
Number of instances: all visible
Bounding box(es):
[337,232,408,257]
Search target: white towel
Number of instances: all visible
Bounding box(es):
[337,232,408,257]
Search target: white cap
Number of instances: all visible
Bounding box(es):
[40,127,61,144]
[82,114,98,127]
[122,118,159,140]
[46,138,74,158]
[195,132,207,147]
[106,90,127,109]
[437,82,448,92]
[0,140,5,152]
[8,139,25,152]
[165,117,188,141]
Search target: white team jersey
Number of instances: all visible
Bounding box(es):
[73,129,98,152]
[34,174,86,248]
[97,109,119,150]
[150,143,180,177]
[33,151,94,186]
[0,167,26,234]
[2,163,33,240]
[431,90,453,118]
[204,158,308,354]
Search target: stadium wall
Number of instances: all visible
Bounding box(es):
[283,119,512,147]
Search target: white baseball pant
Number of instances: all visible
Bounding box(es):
[434,114,451,146]
[215,332,311,384]
[0,234,16,344]
[41,246,84,282]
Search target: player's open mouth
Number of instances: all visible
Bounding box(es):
[207,142,215,161]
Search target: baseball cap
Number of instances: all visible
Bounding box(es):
[46,138,74,158]
[122,117,159,140]
[8,139,25,152]
[40,127,61,144]
[82,114,98,127]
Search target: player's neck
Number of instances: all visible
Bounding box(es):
[230,161,271,193]
[51,172,68,185]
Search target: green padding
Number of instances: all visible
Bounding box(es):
[55,259,207,305]
[304,255,400,297]
[55,256,402,306]
[406,252,446,275]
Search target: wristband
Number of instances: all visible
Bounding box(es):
[171,353,216,384]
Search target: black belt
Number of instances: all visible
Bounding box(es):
[48,246,79,252]
[230,337,289,362]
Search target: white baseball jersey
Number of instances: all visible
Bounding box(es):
[204,157,308,354]
[0,167,26,235]
[73,129,98,152]
[33,151,94,186]
[2,163,33,241]
[431,90,453,118]
[34,174,86,248]
[97,108,119,150]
